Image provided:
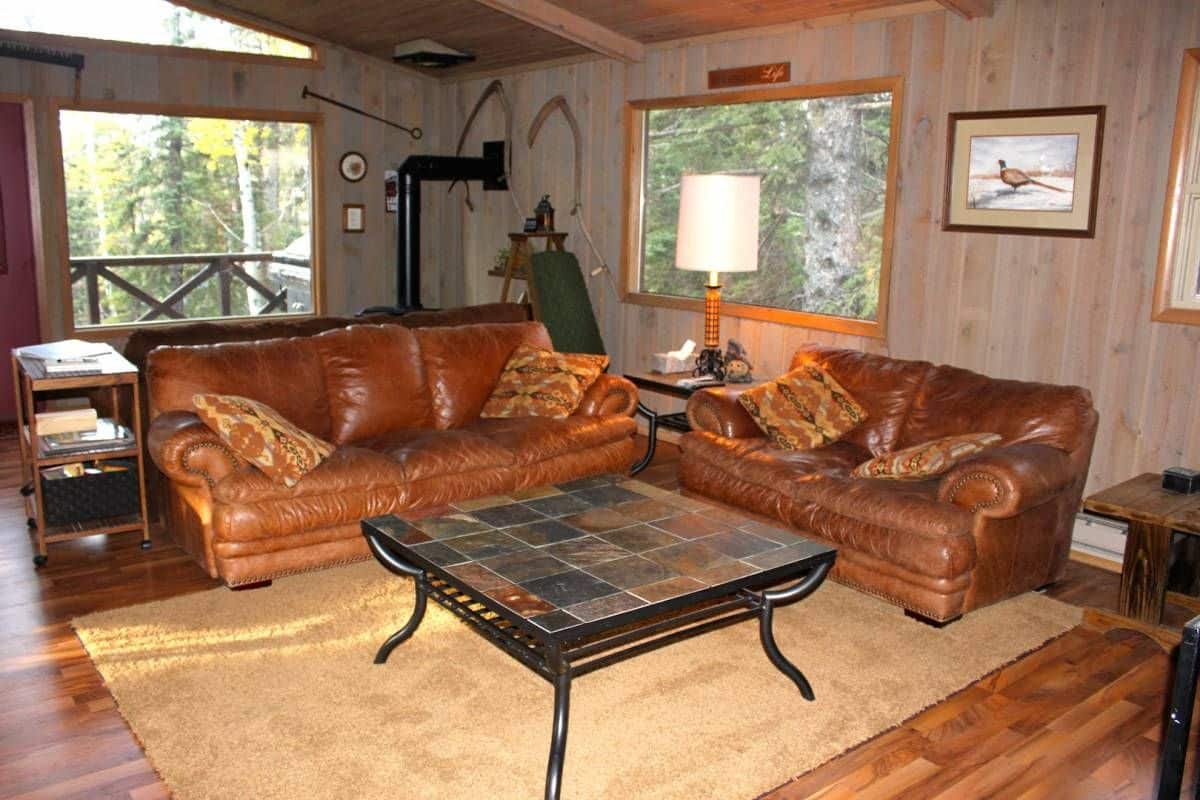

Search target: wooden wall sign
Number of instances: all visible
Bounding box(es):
[708,62,791,90]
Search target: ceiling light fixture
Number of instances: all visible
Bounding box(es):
[392,38,475,68]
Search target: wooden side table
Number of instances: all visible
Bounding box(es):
[624,371,762,475]
[1084,473,1200,624]
[11,350,151,565]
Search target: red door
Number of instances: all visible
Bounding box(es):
[0,101,41,422]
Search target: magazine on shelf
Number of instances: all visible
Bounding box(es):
[37,417,134,456]
[17,339,115,364]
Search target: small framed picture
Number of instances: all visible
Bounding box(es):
[342,203,365,233]
[522,217,539,233]
[942,105,1105,237]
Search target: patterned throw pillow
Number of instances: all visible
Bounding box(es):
[737,364,867,450]
[192,394,334,487]
[852,432,1003,480]
[480,346,609,419]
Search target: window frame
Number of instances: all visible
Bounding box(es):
[1154,48,1200,325]
[0,3,320,69]
[52,98,325,337]
[620,76,903,339]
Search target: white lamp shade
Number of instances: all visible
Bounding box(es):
[674,174,761,274]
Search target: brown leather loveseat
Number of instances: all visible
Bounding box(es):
[681,345,1098,624]
[146,321,637,587]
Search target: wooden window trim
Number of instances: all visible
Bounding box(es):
[0,21,320,70]
[1153,48,1200,326]
[50,98,325,337]
[620,77,903,340]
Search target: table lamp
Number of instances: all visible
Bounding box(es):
[674,173,760,380]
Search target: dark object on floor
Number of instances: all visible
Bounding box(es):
[1156,614,1200,799]
[1162,467,1200,494]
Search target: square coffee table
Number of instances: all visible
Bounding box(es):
[361,475,835,800]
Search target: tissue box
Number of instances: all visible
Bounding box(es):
[650,352,693,374]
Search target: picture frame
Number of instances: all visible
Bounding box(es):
[342,203,365,233]
[942,105,1105,237]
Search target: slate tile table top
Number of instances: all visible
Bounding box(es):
[363,475,833,638]
[361,474,836,800]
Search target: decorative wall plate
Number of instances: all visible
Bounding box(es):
[339,151,367,182]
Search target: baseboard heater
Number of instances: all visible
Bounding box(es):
[1071,511,1127,567]
[360,141,506,315]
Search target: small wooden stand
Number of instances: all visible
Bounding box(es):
[1084,473,1200,624]
[11,350,151,566]
[493,231,568,307]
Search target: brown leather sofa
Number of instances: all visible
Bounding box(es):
[681,345,1098,623]
[145,321,637,587]
[114,303,530,523]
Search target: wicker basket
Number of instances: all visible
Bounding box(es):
[40,460,139,526]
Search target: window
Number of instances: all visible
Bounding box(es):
[60,108,317,328]
[1,0,312,59]
[622,78,902,338]
[1154,48,1200,325]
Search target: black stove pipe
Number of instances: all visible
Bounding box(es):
[360,143,506,315]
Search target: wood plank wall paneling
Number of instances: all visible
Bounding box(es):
[0,32,435,334]
[437,0,1200,494]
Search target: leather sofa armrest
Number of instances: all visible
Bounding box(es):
[936,443,1077,518]
[686,387,763,439]
[575,374,637,417]
[148,411,243,489]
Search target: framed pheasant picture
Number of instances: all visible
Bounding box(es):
[942,106,1104,237]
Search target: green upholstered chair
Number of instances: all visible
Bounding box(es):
[527,250,605,357]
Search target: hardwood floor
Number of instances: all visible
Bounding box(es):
[0,430,1195,799]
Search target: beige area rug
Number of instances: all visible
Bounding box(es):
[74,561,1081,800]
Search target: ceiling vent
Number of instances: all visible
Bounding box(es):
[392,38,475,68]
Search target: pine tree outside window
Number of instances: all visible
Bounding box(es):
[60,108,317,328]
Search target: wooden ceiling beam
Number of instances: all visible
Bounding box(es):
[469,0,645,63]
[935,0,994,18]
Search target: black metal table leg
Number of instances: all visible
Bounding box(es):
[365,533,429,664]
[544,653,573,800]
[754,561,832,699]
[630,401,659,475]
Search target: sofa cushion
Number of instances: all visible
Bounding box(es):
[314,325,433,444]
[415,322,553,429]
[211,448,412,541]
[359,428,516,481]
[791,345,930,456]
[738,365,867,450]
[213,447,409,504]
[853,433,1002,480]
[148,336,332,439]
[481,346,608,419]
[681,431,976,580]
[193,394,333,487]
[898,363,1095,453]
[465,415,637,465]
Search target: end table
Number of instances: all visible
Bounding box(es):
[1084,473,1200,624]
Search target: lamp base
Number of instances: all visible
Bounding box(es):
[694,348,725,381]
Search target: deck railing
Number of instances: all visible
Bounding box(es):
[69,252,310,325]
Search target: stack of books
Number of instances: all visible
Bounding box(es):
[17,339,115,375]
[34,407,99,435]
[37,417,135,457]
